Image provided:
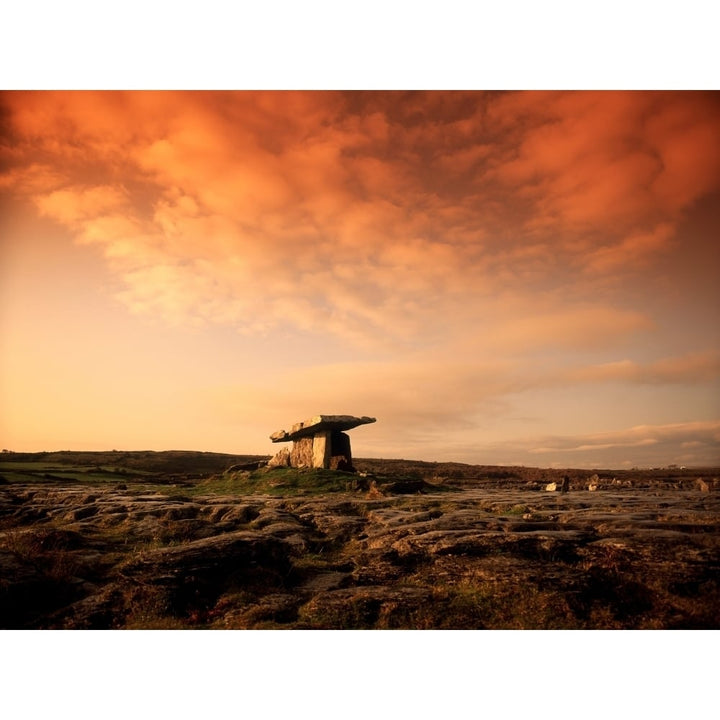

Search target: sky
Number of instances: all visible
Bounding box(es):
[1,90,719,468]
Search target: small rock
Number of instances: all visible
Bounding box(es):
[227,460,268,472]
[367,480,384,499]
[300,571,351,593]
[695,478,710,493]
[545,482,557,492]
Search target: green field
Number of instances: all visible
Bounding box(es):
[0,450,269,487]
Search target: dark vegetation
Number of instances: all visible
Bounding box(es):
[0,449,268,482]
[1,450,718,629]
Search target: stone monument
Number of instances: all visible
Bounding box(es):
[268,414,376,472]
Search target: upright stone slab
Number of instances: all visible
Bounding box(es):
[290,437,314,468]
[269,414,376,470]
[312,431,331,469]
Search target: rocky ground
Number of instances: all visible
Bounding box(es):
[1,458,719,629]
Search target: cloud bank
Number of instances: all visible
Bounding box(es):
[3,91,719,347]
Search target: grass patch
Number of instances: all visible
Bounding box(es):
[180,467,363,497]
[0,461,156,486]
[502,504,531,516]
[0,450,268,475]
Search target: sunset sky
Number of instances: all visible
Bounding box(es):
[1,90,719,468]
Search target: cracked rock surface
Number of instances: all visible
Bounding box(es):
[2,480,719,628]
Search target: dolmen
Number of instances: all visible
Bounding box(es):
[268,414,376,472]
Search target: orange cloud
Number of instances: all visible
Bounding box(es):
[583,222,676,274]
[2,91,719,352]
[487,306,653,352]
[528,421,720,455]
[35,185,130,227]
[570,351,720,385]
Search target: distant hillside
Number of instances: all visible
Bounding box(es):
[354,457,718,488]
[0,450,268,476]
[1,450,715,490]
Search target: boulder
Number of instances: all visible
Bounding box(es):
[268,447,291,468]
[117,531,295,615]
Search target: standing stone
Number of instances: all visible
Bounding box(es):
[268,447,291,468]
[312,431,331,469]
[560,476,570,493]
[290,437,314,468]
